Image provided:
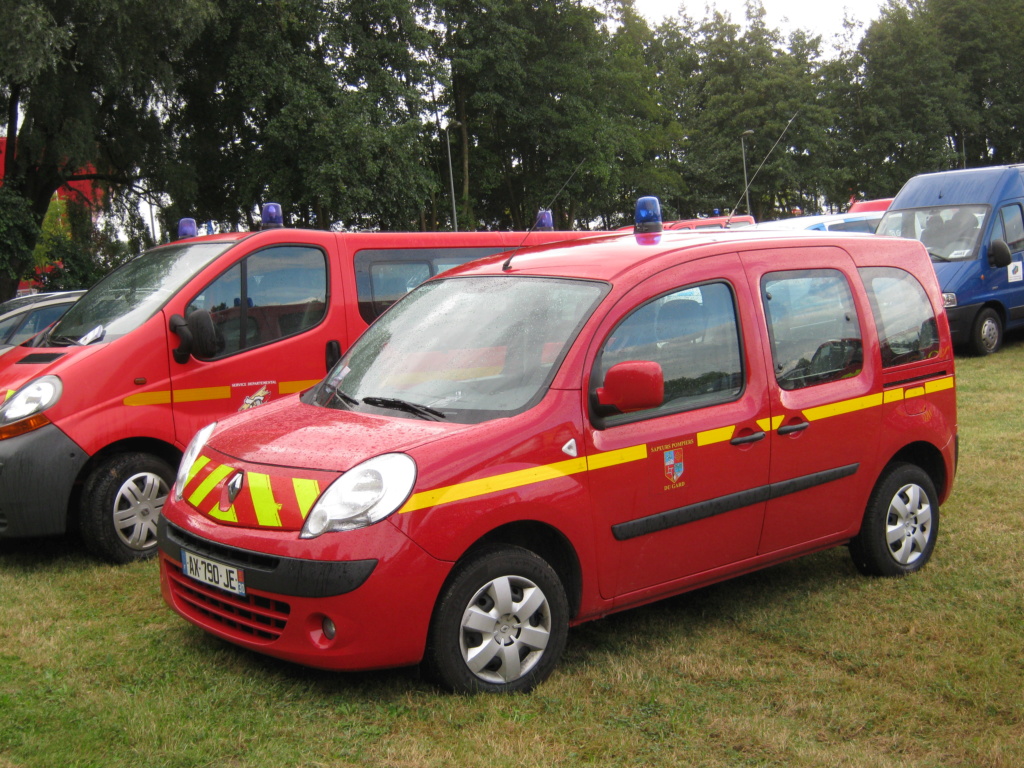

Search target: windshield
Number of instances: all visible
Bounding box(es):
[45,242,231,345]
[310,275,608,424]
[877,205,988,262]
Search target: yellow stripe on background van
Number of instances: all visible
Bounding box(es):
[173,386,233,403]
[123,391,172,406]
[279,380,321,395]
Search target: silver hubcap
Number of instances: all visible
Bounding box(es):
[885,482,933,565]
[980,317,999,351]
[113,472,168,550]
[459,574,551,684]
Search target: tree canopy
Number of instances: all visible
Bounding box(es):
[2,0,1022,299]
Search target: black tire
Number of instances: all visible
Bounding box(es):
[850,463,939,577]
[969,307,1002,356]
[424,545,569,694]
[79,452,173,564]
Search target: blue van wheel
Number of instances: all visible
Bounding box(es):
[970,308,1002,355]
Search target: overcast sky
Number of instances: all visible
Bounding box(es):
[633,0,889,48]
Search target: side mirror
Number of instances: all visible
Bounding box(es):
[595,360,664,414]
[989,239,1013,269]
[169,310,221,363]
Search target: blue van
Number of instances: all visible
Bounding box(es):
[877,166,1023,354]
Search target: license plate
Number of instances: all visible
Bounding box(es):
[181,548,246,597]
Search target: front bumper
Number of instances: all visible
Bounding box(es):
[944,302,981,346]
[158,508,452,671]
[0,423,88,538]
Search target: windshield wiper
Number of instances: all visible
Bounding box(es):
[926,249,950,262]
[362,396,446,421]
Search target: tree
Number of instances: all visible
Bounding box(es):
[0,0,216,300]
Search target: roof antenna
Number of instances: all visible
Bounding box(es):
[502,158,587,271]
[726,112,799,226]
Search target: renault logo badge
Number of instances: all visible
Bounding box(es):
[227,471,244,504]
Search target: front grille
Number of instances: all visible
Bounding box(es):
[167,561,290,643]
[167,522,280,571]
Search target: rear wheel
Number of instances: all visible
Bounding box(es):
[80,452,173,564]
[969,307,1002,355]
[850,463,939,577]
[424,546,568,694]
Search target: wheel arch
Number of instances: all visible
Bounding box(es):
[447,520,584,620]
[68,437,182,528]
[885,440,950,503]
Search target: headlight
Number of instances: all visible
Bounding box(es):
[301,453,417,538]
[0,376,63,439]
[942,292,957,308]
[174,421,217,501]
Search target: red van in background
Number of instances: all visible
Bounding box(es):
[0,210,594,563]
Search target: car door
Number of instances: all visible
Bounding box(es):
[583,254,772,600]
[166,239,344,445]
[988,202,1024,321]
[739,246,883,555]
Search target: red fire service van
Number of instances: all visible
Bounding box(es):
[158,197,958,693]
[0,206,594,563]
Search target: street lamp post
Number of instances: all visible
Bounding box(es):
[740,130,754,216]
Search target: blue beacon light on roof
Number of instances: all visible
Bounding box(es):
[634,196,663,234]
[262,203,284,229]
[534,209,554,231]
[177,218,198,239]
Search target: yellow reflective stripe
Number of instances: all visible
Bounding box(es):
[247,472,282,527]
[293,478,321,519]
[925,376,955,394]
[401,457,589,514]
[186,455,211,486]
[803,392,884,422]
[187,462,233,507]
[3,389,13,403]
[697,425,735,446]
[884,389,904,404]
[123,391,172,406]
[586,444,647,471]
[756,416,784,432]
[905,386,925,399]
[208,504,238,523]
[174,386,232,403]
[279,379,320,395]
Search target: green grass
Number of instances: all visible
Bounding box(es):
[3,336,1024,768]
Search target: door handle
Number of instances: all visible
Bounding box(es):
[778,421,810,435]
[730,431,766,445]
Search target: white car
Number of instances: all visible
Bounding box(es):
[756,212,883,233]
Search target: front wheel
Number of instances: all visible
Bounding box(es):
[424,546,569,694]
[79,452,174,564]
[850,463,939,577]
[970,307,1002,355]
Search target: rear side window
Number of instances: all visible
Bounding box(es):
[188,246,328,359]
[355,247,509,323]
[860,267,940,367]
[762,269,863,390]
[595,281,744,421]
[993,204,1024,252]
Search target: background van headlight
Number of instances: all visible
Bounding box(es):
[0,376,63,438]
[301,453,417,538]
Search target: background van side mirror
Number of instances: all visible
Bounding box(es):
[169,310,221,363]
[988,239,1013,268]
[595,360,664,414]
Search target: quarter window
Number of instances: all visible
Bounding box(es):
[594,282,743,421]
[860,267,940,367]
[762,270,863,390]
[188,246,327,359]
[994,204,1024,252]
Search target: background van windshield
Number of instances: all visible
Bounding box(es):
[47,243,230,344]
[877,205,988,261]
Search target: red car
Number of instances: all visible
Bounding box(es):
[159,201,957,693]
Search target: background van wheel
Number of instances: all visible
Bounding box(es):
[80,453,173,564]
[424,546,568,694]
[850,463,939,577]
[970,307,1002,355]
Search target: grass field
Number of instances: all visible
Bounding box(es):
[2,336,1022,768]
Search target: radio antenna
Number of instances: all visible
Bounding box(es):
[726,112,799,225]
[502,158,587,271]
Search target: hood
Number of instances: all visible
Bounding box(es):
[210,395,473,473]
[932,260,972,291]
[0,345,102,403]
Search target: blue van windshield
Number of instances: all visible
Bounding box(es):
[45,242,231,345]
[877,205,988,262]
